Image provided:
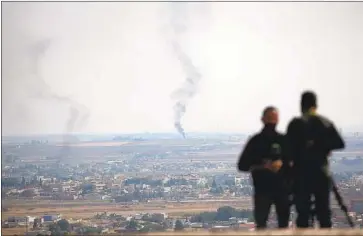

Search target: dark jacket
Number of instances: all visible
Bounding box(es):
[286,114,345,174]
[237,126,290,194]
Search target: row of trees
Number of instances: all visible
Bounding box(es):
[190,206,254,223]
[48,219,70,235]
[126,219,184,232]
[48,219,103,235]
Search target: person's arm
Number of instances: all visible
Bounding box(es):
[250,161,271,172]
[326,122,345,151]
[285,118,299,165]
[237,136,257,172]
[278,135,292,175]
[318,116,345,152]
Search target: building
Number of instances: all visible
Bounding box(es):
[42,214,61,223]
[8,216,27,224]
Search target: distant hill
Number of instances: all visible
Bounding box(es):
[331,157,363,172]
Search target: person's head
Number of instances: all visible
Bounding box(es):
[261,106,279,126]
[301,91,317,114]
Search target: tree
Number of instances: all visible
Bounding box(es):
[115,194,134,202]
[211,179,217,188]
[49,223,61,236]
[126,220,138,231]
[162,221,169,230]
[210,186,224,195]
[174,220,184,231]
[82,227,102,235]
[81,184,95,194]
[216,206,237,221]
[1,177,20,187]
[57,219,70,231]
[133,188,142,200]
[192,212,217,223]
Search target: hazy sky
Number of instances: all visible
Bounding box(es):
[2,2,363,136]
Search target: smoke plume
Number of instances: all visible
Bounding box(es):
[28,39,90,156]
[169,3,202,139]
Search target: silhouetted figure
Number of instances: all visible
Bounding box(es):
[238,106,290,229]
[286,91,345,228]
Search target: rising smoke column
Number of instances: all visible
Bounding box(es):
[169,3,202,139]
[28,39,90,157]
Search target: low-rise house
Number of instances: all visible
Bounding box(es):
[62,185,71,192]
[133,214,143,220]
[52,187,60,193]
[95,183,106,192]
[102,195,112,200]
[163,187,171,193]
[190,222,204,228]
[8,216,27,224]
[42,214,61,223]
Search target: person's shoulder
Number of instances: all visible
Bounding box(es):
[245,132,263,145]
[248,133,260,141]
[287,116,304,128]
[315,114,334,128]
[289,116,303,123]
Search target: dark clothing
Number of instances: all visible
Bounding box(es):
[254,191,290,229]
[294,170,332,228]
[286,114,345,228]
[238,126,290,229]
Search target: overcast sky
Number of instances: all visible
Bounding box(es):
[2,2,363,136]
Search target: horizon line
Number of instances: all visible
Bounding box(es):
[1,131,253,138]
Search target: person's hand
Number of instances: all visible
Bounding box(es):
[262,160,272,170]
[264,160,283,173]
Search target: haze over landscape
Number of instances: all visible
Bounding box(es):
[2,2,363,136]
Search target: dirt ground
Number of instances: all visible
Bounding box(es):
[1,227,27,236]
[2,200,252,219]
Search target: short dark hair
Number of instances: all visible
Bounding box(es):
[262,106,277,118]
[301,91,317,112]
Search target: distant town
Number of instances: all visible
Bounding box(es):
[2,132,363,235]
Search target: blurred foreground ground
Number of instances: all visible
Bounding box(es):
[144,229,363,235]
[3,227,363,235]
